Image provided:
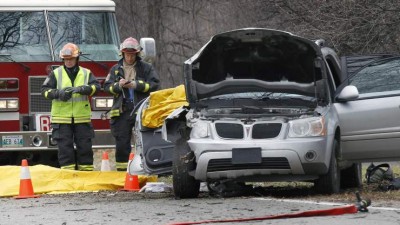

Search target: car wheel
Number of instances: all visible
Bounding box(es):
[172,138,200,199]
[340,163,362,189]
[314,140,341,194]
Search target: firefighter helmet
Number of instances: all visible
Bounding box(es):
[59,43,80,59]
[366,163,394,184]
[120,37,141,53]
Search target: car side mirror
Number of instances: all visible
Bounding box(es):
[140,37,156,64]
[336,85,359,102]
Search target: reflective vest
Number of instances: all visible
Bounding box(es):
[51,66,91,124]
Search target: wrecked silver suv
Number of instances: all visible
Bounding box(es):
[134,28,364,198]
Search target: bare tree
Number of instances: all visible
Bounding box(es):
[270,0,400,55]
[114,0,272,88]
[114,0,400,88]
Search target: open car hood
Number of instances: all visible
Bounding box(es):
[184,28,325,103]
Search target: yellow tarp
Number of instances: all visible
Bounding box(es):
[141,84,188,128]
[0,165,157,197]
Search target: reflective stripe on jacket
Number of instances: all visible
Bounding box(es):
[51,66,91,124]
[104,58,160,118]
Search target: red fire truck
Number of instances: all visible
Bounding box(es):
[0,0,155,166]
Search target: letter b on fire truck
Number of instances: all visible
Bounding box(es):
[36,114,51,131]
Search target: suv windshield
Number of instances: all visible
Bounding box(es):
[0,11,119,62]
[209,92,317,101]
[349,57,400,94]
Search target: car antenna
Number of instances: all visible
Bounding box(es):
[0,53,30,72]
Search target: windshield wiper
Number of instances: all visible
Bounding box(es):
[0,54,30,72]
[79,53,109,70]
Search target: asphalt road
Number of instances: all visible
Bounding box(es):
[2,160,400,224]
[1,189,400,225]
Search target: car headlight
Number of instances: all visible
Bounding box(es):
[190,121,210,139]
[91,97,113,110]
[288,116,325,137]
[0,98,19,111]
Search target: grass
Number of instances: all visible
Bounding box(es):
[256,164,400,204]
[157,164,400,204]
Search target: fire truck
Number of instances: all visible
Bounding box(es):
[0,0,155,166]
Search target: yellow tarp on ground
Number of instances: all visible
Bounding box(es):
[0,165,157,197]
[141,84,188,128]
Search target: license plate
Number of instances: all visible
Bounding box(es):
[232,148,262,164]
[1,135,23,147]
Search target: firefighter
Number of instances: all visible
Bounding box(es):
[104,37,160,171]
[41,43,100,171]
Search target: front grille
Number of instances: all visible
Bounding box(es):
[252,123,282,139]
[29,76,52,113]
[215,123,243,139]
[207,157,290,172]
[214,122,282,139]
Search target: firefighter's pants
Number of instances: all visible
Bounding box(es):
[51,123,95,170]
[110,102,135,170]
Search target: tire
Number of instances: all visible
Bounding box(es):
[314,140,341,194]
[341,163,362,189]
[172,138,200,199]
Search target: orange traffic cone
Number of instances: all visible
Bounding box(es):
[101,151,111,171]
[121,153,140,192]
[14,159,40,199]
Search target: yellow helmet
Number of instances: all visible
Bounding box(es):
[59,43,80,59]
